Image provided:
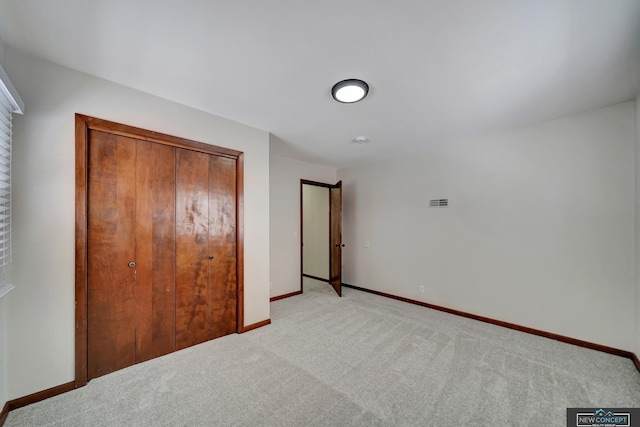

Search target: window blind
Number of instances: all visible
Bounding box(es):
[0,91,12,289]
[0,62,22,298]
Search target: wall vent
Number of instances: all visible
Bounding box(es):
[429,199,449,208]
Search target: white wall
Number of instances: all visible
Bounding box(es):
[5,48,270,400]
[0,36,5,69]
[339,102,636,351]
[302,185,329,279]
[269,153,336,298]
[635,94,640,357]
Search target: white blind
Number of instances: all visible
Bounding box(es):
[0,92,11,288]
[0,64,22,297]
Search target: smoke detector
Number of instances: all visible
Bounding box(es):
[352,136,369,144]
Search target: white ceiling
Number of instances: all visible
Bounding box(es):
[0,0,639,168]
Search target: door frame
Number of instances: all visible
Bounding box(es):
[299,179,341,295]
[75,114,245,387]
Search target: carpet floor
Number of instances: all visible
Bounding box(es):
[5,278,640,426]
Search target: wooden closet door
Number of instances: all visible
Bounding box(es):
[77,114,244,385]
[87,130,137,379]
[87,134,178,378]
[175,148,210,350]
[208,155,237,339]
[135,141,176,362]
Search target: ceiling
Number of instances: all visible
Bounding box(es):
[0,0,639,168]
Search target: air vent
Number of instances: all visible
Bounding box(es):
[429,199,449,208]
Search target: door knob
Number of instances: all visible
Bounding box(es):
[208,256,214,260]
[128,261,136,268]
[335,243,346,248]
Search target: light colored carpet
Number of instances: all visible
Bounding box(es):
[6,278,640,426]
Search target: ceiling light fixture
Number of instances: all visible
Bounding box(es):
[352,136,369,144]
[331,79,369,103]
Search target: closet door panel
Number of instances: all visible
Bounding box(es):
[87,131,137,379]
[208,155,237,339]
[175,148,210,350]
[135,141,177,362]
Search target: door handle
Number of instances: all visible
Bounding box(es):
[335,244,346,248]
[128,261,136,268]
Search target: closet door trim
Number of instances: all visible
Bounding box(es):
[75,114,245,387]
[77,115,242,159]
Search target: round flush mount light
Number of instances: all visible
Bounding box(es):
[331,79,369,103]
[352,136,369,144]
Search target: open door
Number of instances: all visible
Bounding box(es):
[329,181,343,296]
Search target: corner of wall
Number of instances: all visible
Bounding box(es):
[635,93,640,358]
[5,48,271,399]
[338,102,636,351]
[269,154,337,298]
[0,297,7,413]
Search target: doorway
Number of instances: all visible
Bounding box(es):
[300,180,343,296]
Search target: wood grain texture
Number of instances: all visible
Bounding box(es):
[236,154,245,333]
[270,290,302,302]
[75,114,89,386]
[76,114,242,159]
[87,131,137,380]
[6,382,75,412]
[239,319,271,333]
[208,155,237,339]
[0,402,8,426]
[299,180,304,293]
[342,283,638,363]
[329,182,342,296]
[135,141,176,362]
[175,148,210,350]
[76,115,245,385]
[300,179,334,188]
